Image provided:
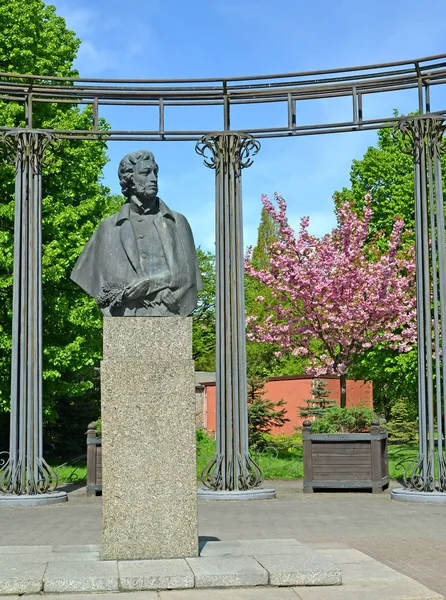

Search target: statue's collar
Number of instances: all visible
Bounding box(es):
[115,198,175,225]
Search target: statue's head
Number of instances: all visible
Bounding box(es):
[118,150,159,200]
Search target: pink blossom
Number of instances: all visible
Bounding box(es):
[246,193,417,378]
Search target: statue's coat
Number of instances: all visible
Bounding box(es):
[71,198,202,316]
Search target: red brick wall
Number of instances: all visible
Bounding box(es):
[202,376,373,436]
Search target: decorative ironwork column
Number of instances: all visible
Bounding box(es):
[195,133,275,498]
[392,116,446,502]
[0,130,63,502]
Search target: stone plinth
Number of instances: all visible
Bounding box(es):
[101,317,198,561]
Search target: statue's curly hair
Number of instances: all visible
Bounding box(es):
[118,150,158,197]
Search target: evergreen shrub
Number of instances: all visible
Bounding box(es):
[311,406,380,434]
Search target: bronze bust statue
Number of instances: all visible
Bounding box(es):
[71,150,202,316]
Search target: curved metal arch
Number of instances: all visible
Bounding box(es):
[1,54,446,141]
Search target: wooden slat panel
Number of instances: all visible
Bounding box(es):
[312,442,370,453]
[313,448,370,457]
[307,433,387,441]
[313,453,370,460]
[313,468,370,480]
[305,480,375,488]
[313,456,371,466]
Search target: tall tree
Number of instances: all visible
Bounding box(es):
[0,0,117,454]
[335,122,446,239]
[192,248,216,372]
[251,205,280,269]
[246,202,307,379]
[334,122,446,414]
[245,193,416,408]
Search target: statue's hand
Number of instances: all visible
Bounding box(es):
[123,278,151,300]
[159,289,178,313]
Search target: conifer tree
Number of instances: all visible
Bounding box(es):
[247,376,289,449]
[251,206,280,269]
[299,379,336,420]
[386,398,418,443]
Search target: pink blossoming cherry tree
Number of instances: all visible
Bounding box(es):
[245,193,417,408]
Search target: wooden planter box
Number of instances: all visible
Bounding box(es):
[303,420,389,493]
[86,422,102,496]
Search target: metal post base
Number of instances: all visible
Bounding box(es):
[0,491,67,506]
[198,487,276,501]
[391,487,446,503]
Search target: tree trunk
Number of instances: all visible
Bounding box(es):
[340,373,347,408]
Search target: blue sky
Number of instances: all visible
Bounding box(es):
[49,0,446,252]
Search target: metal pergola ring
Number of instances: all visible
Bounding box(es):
[1,54,446,499]
[0,53,446,140]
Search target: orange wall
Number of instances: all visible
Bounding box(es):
[203,376,373,436]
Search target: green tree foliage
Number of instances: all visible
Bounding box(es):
[349,346,418,419]
[385,397,418,444]
[192,248,216,371]
[336,120,446,240]
[0,0,118,453]
[0,0,79,77]
[246,201,308,379]
[310,406,379,434]
[251,206,280,269]
[334,123,435,416]
[299,379,336,420]
[247,376,289,449]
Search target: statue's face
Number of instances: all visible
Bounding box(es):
[132,158,158,201]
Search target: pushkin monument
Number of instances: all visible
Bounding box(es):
[71,149,202,316]
[71,150,201,560]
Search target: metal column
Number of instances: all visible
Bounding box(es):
[196,133,273,496]
[393,116,446,501]
[0,130,59,497]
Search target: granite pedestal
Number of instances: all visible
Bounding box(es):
[101,317,198,560]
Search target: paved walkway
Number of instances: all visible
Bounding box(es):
[0,480,445,597]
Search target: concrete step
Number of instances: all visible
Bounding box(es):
[0,540,442,598]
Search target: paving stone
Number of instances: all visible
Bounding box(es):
[200,540,306,556]
[52,544,102,553]
[159,587,298,599]
[43,560,119,592]
[185,555,268,588]
[254,552,342,586]
[341,561,410,583]
[48,552,101,562]
[25,594,158,600]
[0,550,100,563]
[307,542,353,550]
[118,558,194,590]
[0,560,46,594]
[239,542,307,556]
[316,549,377,564]
[0,545,51,556]
[199,541,241,556]
[293,578,444,599]
[237,538,302,545]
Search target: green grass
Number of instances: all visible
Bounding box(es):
[197,433,427,481]
[387,443,419,480]
[387,442,446,480]
[53,463,87,484]
[51,436,430,484]
[197,433,304,480]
